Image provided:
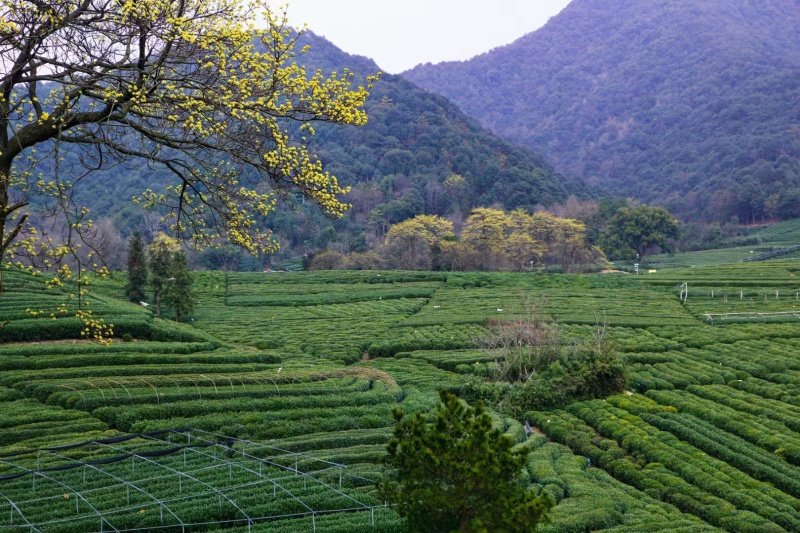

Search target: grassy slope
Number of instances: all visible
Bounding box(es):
[646,218,800,269]
[2,261,800,531]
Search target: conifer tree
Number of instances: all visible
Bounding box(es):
[166,250,194,323]
[148,234,178,317]
[125,232,147,303]
[379,391,553,532]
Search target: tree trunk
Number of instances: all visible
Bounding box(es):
[0,162,29,294]
[0,165,9,294]
[459,507,469,532]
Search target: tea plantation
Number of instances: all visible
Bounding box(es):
[2,261,800,531]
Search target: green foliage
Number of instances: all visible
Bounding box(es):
[601,205,679,260]
[466,341,627,415]
[379,390,553,532]
[165,250,194,322]
[379,208,607,273]
[308,250,347,270]
[148,235,175,317]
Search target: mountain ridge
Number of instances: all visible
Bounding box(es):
[404,0,800,223]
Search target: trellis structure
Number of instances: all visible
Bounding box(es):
[703,310,800,324]
[0,429,387,532]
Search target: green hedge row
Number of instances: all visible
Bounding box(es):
[93,387,399,431]
[0,315,220,344]
[528,410,760,532]
[638,410,800,498]
[646,389,800,466]
[569,400,800,531]
[46,377,368,410]
[129,406,394,441]
[227,288,436,307]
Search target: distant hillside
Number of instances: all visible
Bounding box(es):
[70,32,584,253]
[404,0,800,224]
[297,33,586,235]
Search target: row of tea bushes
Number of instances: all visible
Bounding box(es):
[0,345,246,372]
[627,352,739,392]
[46,376,374,411]
[727,376,800,403]
[225,277,442,296]
[400,284,699,329]
[0,314,221,344]
[0,399,109,448]
[624,334,800,396]
[229,270,447,286]
[197,296,431,363]
[528,439,721,533]
[0,363,283,398]
[93,383,401,432]
[365,324,487,358]
[639,410,800,498]
[527,410,768,532]
[648,323,800,348]
[0,340,217,358]
[393,349,496,372]
[684,384,800,431]
[226,286,438,307]
[643,261,800,287]
[645,389,800,465]
[570,400,800,530]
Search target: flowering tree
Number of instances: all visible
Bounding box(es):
[0,0,378,291]
[385,214,453,269]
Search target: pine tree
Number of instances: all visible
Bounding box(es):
[148,234,177,317]
[166,250,194,323]
[125,232,147,303]
[379,391,553,532]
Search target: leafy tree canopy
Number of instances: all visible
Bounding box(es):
[148,233,178,317]
[602,205,679,260]
[379,390,553,533]
[385,214,453,269]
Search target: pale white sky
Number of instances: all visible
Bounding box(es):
[269,1,572,73]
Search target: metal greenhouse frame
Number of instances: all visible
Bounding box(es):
[0,428,386,532]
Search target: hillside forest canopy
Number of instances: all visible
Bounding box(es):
[404,0,800,227]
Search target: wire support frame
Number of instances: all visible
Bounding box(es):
[0,428,385,532]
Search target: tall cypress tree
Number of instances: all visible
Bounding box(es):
[166,250,194,323]
[148,234,175,317]
[125,232,147,303]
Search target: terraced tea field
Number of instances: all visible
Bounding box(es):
[2,261,800,531]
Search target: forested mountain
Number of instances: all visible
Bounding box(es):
[404,0,800,224]
[70,32,583,256]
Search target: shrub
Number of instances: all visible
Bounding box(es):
[308,250,346,270]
